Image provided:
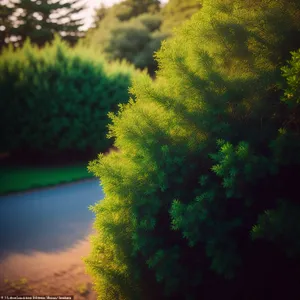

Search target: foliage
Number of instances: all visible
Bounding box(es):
[83,13,169,76]
[104,13,169,76]
[86,1,300,300]
[0,37,140,159]
[160,0,202,34]
[4,0,85,48]
[100,0,161,23]
[280,49,300,109]
[119,0,161,21]
[251,49,300,258]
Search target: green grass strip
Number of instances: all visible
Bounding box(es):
[0,164,94,195]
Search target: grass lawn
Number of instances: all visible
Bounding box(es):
[0,163,94,195]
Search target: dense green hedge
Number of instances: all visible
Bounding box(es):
[86,0,300,299]
[0,37,140,159]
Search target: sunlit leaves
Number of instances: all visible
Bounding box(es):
[87,0,300,299]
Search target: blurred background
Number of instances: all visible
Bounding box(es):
[0,0,202,195]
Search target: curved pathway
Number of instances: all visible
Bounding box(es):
[0,179,103,299]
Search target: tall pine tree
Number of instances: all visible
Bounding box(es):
[9,0,86,47]
[0,1,14,51]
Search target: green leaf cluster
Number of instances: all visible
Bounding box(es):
[0,36,141,159]
[86,0,300,299]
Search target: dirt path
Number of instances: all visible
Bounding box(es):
[0,179,103,299]
[0,236,97,299]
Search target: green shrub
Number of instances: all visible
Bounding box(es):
[86,0,300,299]
[0,37,140,159]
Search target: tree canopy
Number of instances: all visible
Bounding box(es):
[105,0,161,22]
[2,0,86,48]
[83,11,169,76]
[83,0,205,75]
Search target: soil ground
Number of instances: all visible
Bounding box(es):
[0,236,97,299]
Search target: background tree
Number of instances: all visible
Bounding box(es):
[84,12,169,76]
[121,0,160,19]
[83,0,205,76]
[8,0,86,48]
[82,0,169,76]
[85,0,300,299]
[0,1,14,51]
[104,0,161,22]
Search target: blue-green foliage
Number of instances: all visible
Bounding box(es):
[86,1,300,299]
[0,37,140,157]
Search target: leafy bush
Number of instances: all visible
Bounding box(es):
[86,0,300,299]
[0,37,140,159]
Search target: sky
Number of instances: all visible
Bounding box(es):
[0,0,168,31]
[78,0,168,30]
